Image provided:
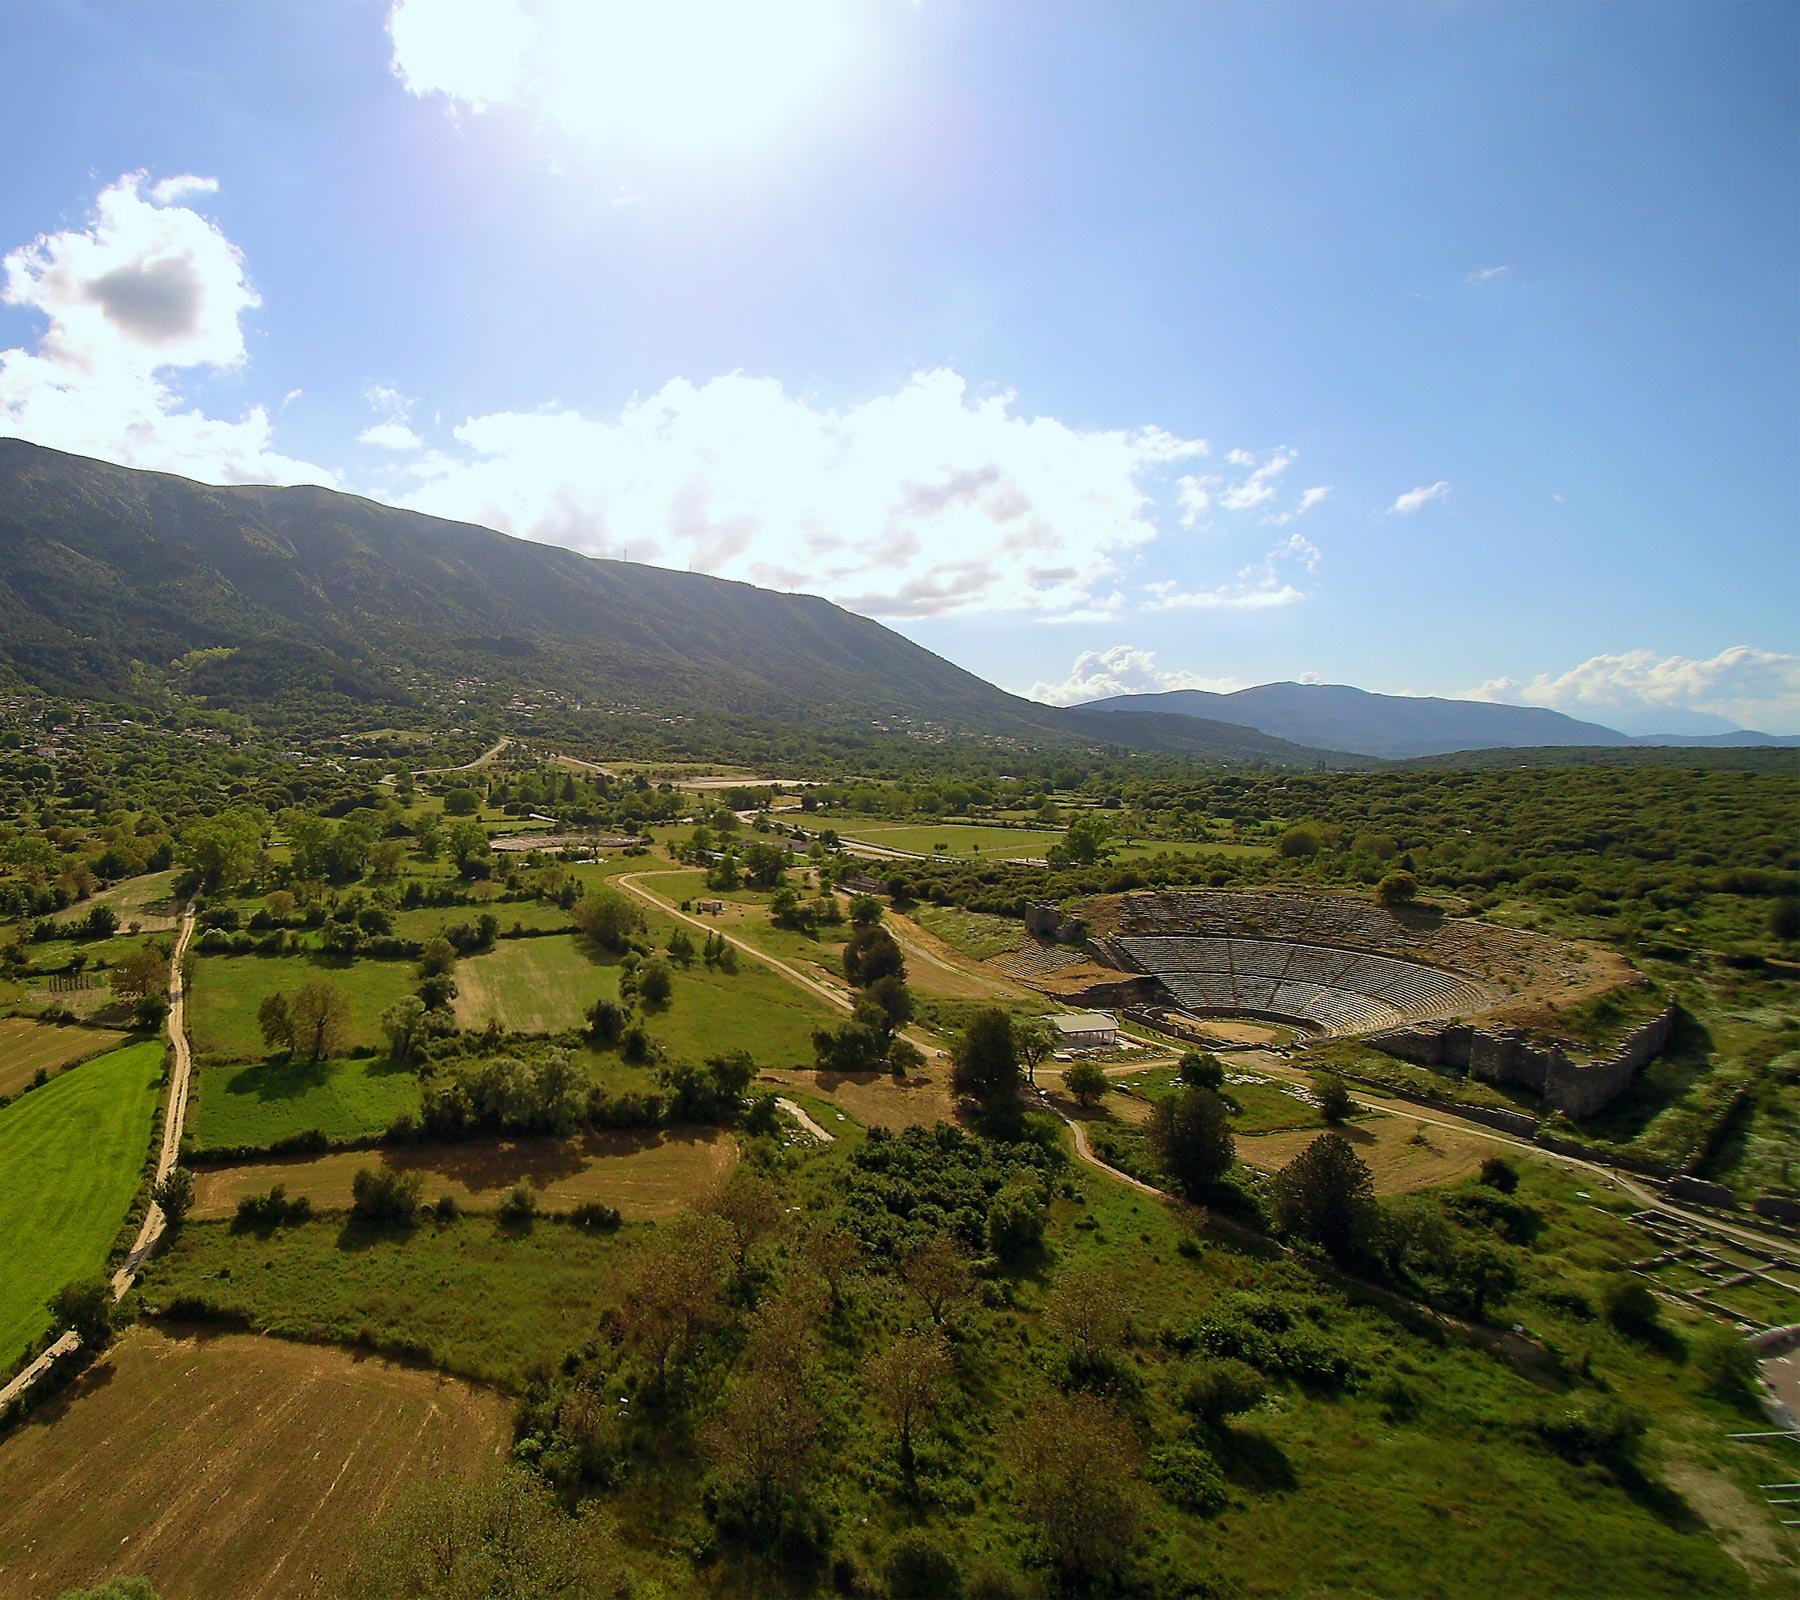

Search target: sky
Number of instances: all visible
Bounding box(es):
[2,0,1796,735]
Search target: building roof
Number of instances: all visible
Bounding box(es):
[1047,1011,1118,1037]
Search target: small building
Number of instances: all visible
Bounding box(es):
[1047,1011,1120,1050]
[696,899,724,914]
[840,872,885,896]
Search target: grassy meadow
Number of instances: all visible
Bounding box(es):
[186,953,415,1061]
[189,1052,422,1151]
[0,1039,163,1370]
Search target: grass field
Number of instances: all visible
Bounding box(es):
[0,1018,133,1097]
[451,933,613,1033]
[142,1214,641,1390]
[190,1053,422,1151]
[0,1325,511,1600]
[0,1039,163,1370]
[45,870,182,934]
[188,1127,737,1220]
[912,903,1024,960]
[390,899,572,942]
[758,1065,956,1131]
[1236,1114,1494,1193]
[187,953,415,1062]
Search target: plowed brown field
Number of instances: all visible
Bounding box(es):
[0,1324,510,1600]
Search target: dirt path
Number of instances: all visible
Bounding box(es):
[110,904,198,1298]
[776,1098,836,1143]
[3,906,197,1412]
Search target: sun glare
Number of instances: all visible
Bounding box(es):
[535,0,860,157]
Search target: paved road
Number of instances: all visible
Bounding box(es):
[415,735,511,777]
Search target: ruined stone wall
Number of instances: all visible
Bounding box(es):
[1368,1004,1676,1120]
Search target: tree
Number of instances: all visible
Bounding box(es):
[257,991,294,1053]
[152,1165,195,1228]
[1376,870,1419,907]
[179,809,262,891]
[949,1006,1021,1126]
[1178,1050,1225,1090]
[1771,896,1800,942]
[288,978,351,1063]
[848,893,883,927]
[380,996,428,1063]
[586,996,628,1046]
[884,1532,963,1600]
[340,1468,621,1600]
[618,1213,734,1384]
[666,927,696,966]
[705,1361,822,1536]
[986,1172,1048,1263]
[442,786,479,815]
[573,885,642,952]
[50,1275,114,1348]
[1449,1240,1518,1321]
[796,1215,863,1308]
[1009,1391,1143,1587]
[350,1166,424,1226]
[84,904,119,938]
[740,839,788,889]
[902,1235,974,1326]
[1013,1016,1057,1085]
[1271,1132,1376,1259]
[843,923,905,987]
[1065,1060,1108,1107]
[867,1328,952,1482]
[1178,1358,1266,1430]
[1603,1275,1662,1338]
[1478,1155,1519,1193]
[864,972,914,1035]
[1046,1266,1129,1376]
[1048,812,1112,869]
[445,819,491,879]
[636,956,674,1008]
[1144,1087,1234,1200]
[703,1167,783,1270]
[417,935,457,978]
[110,942,170,1000]
[1313,1071,1354,1123]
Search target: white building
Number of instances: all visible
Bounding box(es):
[1047,1011,1119,1050]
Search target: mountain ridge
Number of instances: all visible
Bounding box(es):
[1075,682,1797,758]
[0,438,1354,766]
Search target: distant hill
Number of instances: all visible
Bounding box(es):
[1075,681,1796,758]
[0,439,1355,765]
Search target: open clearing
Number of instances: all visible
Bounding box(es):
[1236,1113,1493,1193]
[47,870,183,934]
[758,1066,955,1130]
[0,1017,133,1097]
[190,1053,422,1151]
[0,1039,163,1370]
[451,933,607,1033]
[187,954,414,1061]
[0,1324,510,1600]
[190,1126,736,1220]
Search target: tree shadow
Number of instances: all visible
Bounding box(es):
[1212,1424,1296,1492]
[1617,1463,1707,1533]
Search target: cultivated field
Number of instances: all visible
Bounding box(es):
[0,1325,511,1600]
[187,953,414,1061]
[0,1039,163,1369]
[190,1053,422,1151]
[190,1127,737,1220]
[759,1066,956,1130]
[1236,1114,1494,1193]
[0,1017,132,1097]
[451,933,610,1033]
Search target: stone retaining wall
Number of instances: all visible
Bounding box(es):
[1367,1003,1676,1119]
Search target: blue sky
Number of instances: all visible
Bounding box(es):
[2,0,1796,732]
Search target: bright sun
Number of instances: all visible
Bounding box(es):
[391,0,864,160]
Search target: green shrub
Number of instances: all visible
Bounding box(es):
[1148,1441,1228,1513]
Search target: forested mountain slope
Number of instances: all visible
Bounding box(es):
[0,440,1349,763]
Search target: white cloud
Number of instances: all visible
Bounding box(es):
[1028,644,1245,707]
[1142,533,1318,613]
[1298,486,1330,513]
[1217,446,1294,512]
[0,172,332,485]
[1470,646,1800,734]
[1175,473,1215,526]
[1465,265,1509,286]
[359,421,424,451]
[396,368,1210,619]
[1389,480,1450,515]
[388,0,534,111]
